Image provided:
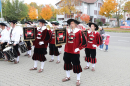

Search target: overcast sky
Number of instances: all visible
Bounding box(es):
[21,0,60,7]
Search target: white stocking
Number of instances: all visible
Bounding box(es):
[41,62,45,69]
[34,60,38,68]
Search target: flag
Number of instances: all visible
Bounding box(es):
[0,0,1,12]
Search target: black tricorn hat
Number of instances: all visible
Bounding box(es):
[28,21,33,24]
[67,19,80,25]
[24,21,30,25]
[0,23,7,26]
[9,20,17,24]
[38,19,47,24]
[51,22,59,25]
[88,23,99,31]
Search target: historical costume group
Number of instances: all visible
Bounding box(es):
[0,18,102,86]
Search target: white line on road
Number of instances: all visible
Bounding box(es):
[111,36,130,38]
[118,40,130,42]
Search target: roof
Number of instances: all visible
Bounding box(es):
[56,0,98,5]
[110,18,117,21]
[81,0,97,3]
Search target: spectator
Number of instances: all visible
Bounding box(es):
[104,34,110,52]
[99,27,105,50]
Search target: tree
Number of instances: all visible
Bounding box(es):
[80,14,90,23]
[58,0,81,18]
[99,0,118,24]
[2,0,28,21]
[124,1,130,13]
[49,4,57,21]
[75,12,82,21]
[28,6,38,20]
[40,5,53,20]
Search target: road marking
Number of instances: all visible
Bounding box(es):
[111,36,130,38]
[118,40,129,42]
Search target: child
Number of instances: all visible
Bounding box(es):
[104,34,110,52]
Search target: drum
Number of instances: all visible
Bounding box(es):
[3,46,18,61]
[0,51,4,59]
[19,42,28,53]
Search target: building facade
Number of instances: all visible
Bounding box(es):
[56,0,106,24]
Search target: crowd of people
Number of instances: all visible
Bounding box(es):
[0,19,109,86]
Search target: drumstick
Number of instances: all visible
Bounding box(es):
[24,42,27,47]
[30,40,33,46]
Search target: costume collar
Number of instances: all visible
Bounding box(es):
[68,28,80,33]
[88,30,97,34]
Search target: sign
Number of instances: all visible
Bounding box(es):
[55,28,67,46]
[120,20,130,29]
[23,27,36,41]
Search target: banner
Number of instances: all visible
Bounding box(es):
[23,27,36,41]
[55,28,67,46]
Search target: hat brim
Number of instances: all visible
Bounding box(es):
[9,20,17,24]
[25,22,31,25]
[38,19,48,24]
[51,22,59,25]
[0,23,7,26]
[67,19,80,25]
[88,23,99,31]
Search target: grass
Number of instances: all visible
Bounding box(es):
[104,29,130,33]
[103,28,130,33]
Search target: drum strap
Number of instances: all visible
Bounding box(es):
[10,29,14,44]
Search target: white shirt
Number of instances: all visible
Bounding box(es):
[0,28,9,42]
[8,26,21,44]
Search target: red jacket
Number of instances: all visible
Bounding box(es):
[86,30,101,49]
[64,28,86,54]
[33,27,52,48]
[105,35,110,45]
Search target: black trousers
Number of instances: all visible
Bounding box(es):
[85,48,97,63]
[63,52,82,73]
[1,42,7,50]
[49,44,59,56]
[13,44,20,56]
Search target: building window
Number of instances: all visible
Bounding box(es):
[98,3,102,8]
[95,3,97,7]
[65,13,74,18]
[94,18,97,22]
[58,18,64,20]
[94,10,97,15]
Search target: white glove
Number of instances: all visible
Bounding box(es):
[39,41,44,45]
[74,48,80,52]
[92,44,97,48]
[32,46,35,48]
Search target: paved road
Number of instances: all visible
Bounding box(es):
[0,32,130,86]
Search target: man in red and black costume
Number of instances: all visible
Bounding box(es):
[62,19,87,86]
[84,23,102,71]
[30,19,51,73]
[49,22,60,64]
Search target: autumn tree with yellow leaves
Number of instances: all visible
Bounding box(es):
[58,0,81,18]
[124,1,130,13]
[28,6,38,20]
[40,5,53,20]
[99,0,118,21]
